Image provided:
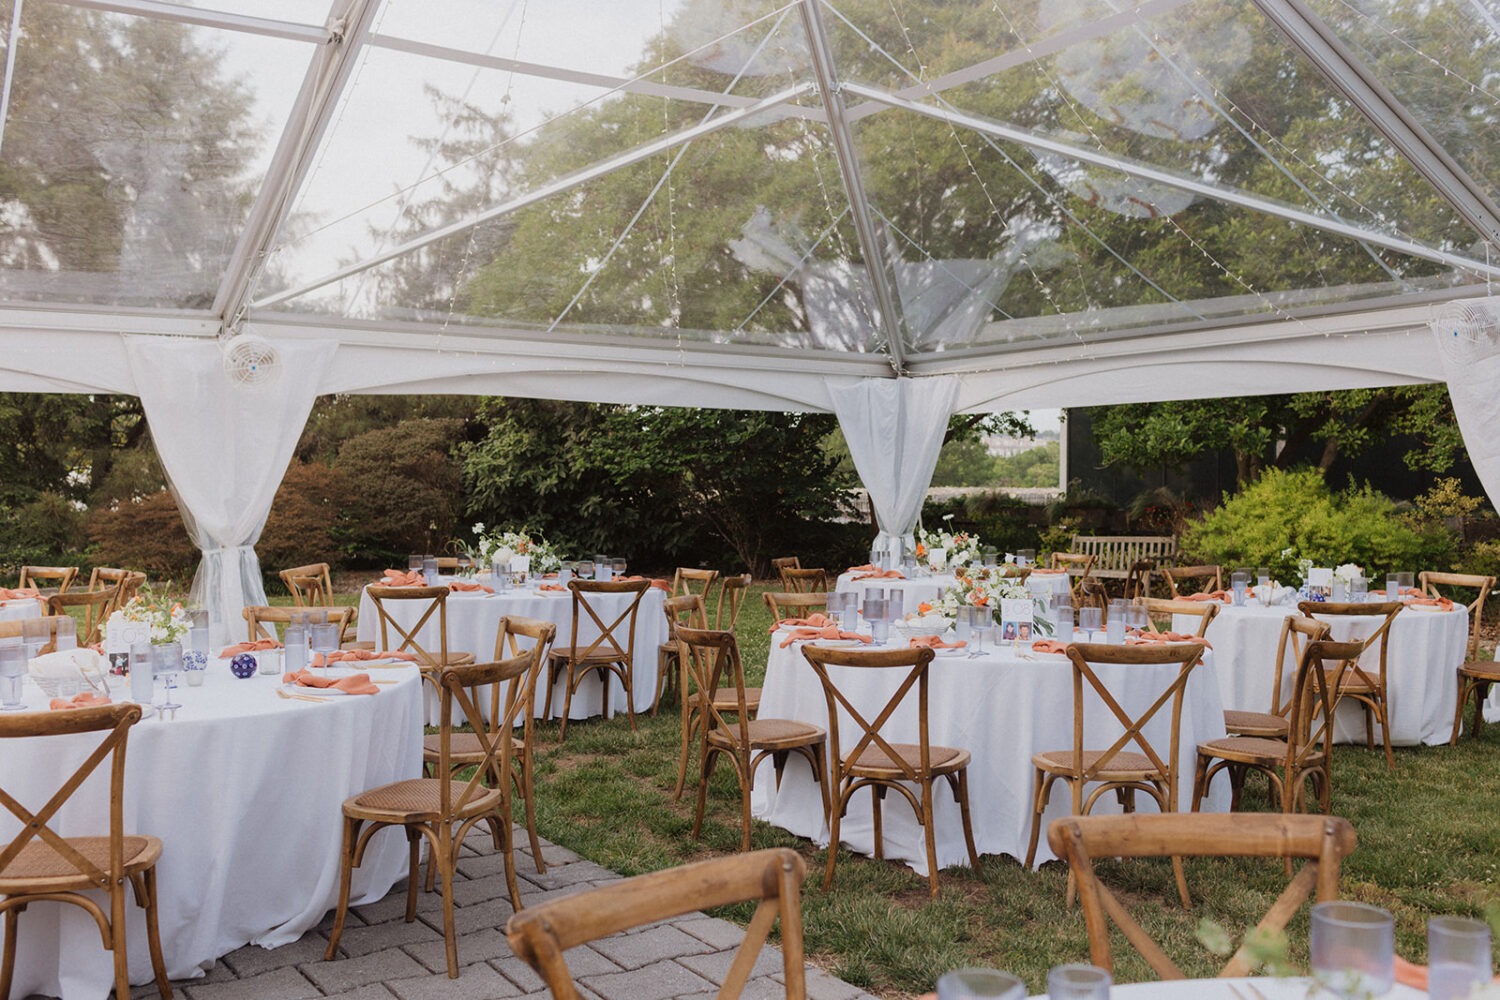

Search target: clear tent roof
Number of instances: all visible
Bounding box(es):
[1,0,1498,381]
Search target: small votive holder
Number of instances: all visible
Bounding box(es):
[258,648,283,677]
[870,618,890,645]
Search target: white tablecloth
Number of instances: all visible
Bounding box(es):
[1187,601,1469,746]
[1025,571,1073,601]
[1,660,424,999]
[1029,978,1424,999]
[0,598,42,622]
[356,585,668,719]
[836,571,957,609]
[751,637,1227,874]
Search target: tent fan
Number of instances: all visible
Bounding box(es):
[1435,297,1500,348]
[220,335,282,392]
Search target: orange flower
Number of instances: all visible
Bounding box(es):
[917,602,934,614]
[915,543,927,557]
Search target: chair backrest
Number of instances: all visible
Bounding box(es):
[998,564,1032,582]
[367,585,456,667]
[0,703,144,895]
[18,565,78,593]
[770,556,801,575]
[763,591,828,622]
[800,644,938,786]
[280,562,334,607]
[1284,639,1363,775]
[435,556,463,570]
[662,594,708,632]
[1138,598,1218,637]
[716,573,752,631]
[676,626,752,748]
[1296,601,1402,689]
[1267,615,1332,717]
[1124,559,1155,601]
[1077,581,1109,617]
[0,614,76,653]
[1064,642,1205,790]
[487,615,556,766]
[1048,813,1356,979]
[432,658,525,818]
[1419,571,1495,660]
[1162,565,1223,598]
[48,589,116,647]
[779,567,828,593]
[670,567,720,605]
[506,848,808,1000]
[567,579,649,663]
[1052,552,1096,583]
[243,604,355,642]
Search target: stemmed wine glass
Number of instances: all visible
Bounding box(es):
[155,642,183,715]
[309,623,340,670]
[1078,606,1102,642]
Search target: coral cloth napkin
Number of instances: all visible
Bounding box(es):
[379,570,426,586]
[778,626,872,648]
[854,570,906,580]
[846,564,877,573]
[1179,590,1229,602]
[219,639,282,658]
[620,575,673,592]
[1127,630,1212,649]
[1030,639,1069,655]
[448,581,493,594]
[284,669,379,696]
[772,614,834,631]
[311,649,417,667]
[0,587,41,601]
[1368,587,1423,599]
[1409,595,1455,610]
[50,691,111,711]
[1030,568,1066,575]
[908,635,965,650]
[538,584,566,592]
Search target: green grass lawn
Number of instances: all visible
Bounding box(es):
[253,580,1500,996]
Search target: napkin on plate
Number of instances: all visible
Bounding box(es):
[1368,587,1424,599]
[49,691,112,711]
[1409,596,1455,611]
[448,581,493,594]
[772,614,835,631]
[378,570,426,586]
[854,569,906,581]
[0,587,42,602]
[284,669,379,695]
[311,649,417,667]
[1127,630,1212,648]
[1179,590,1229,602]
[1030,639,1069,655]
[846,564,877,574]
[908,635,965,650]
[219,639,282,658]
[620,575,672,592]
[778,626,872,648]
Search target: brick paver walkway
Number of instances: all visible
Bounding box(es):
[76,829,878,1000]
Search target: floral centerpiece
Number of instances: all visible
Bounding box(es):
[465,523,561,574]
[1332,562,1365,585]
[99,587,189,646]
[916,515,983,572]
[938,566,1053,635]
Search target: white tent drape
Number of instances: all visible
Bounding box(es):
[124,337,335,648]
[1432,310,1500,507]
[828,375,959,557]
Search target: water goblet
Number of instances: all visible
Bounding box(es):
[154,641,183,712]
[954,606,973,643]
[1078,606,1102,642]
[1046,963,1112,1000]
[1256,567,1271,587]
[887,590,905,621]
[0,647,26,710]
[309,623,340,669]
[1397,571,1415,600]
[936,968,1026,999]
[968,623,987,658]
[1428,915,1492,1000]
[408,554,423,572]
[864,598,888,629]
[1310,901,1394,999]
[612,558,628,578]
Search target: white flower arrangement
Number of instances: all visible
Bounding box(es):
[916,515,983,572]
[937,567,1051,633]
[1333,562,1365,584]
[1296,557,1314,582]
[99,589,189,645]
[466,523,561,574]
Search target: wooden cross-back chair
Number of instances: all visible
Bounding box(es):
[1419,570,1494,661]
[506,848,809,1000]
[799,644,980,897]
[1195,639,1359,815]
[1162,565,1223,599]
[679,625,827,853]
[1077,581,1109,619]
[544,578,649,740]
[671,596,769,803]
[763,591,827,623]
[366,586,476,694]
[1124,559,1155,601]
[670,567,720,603]
[280,562,335,607]
[770,556,801,576]
[1051,552,1096,603]
[243,604,355,643]
[17,565,77,595]
[1298,601,1402,770]
[88,567,145,611]
[1223,616,1331,739]
[779,567,828,594]
[326,658,521,979]
[0,614,75,654]
[716,573,753,631]
[1138,597,1219,637]
[655,593,708,716]
[1049,813,1357,980]
[0,703,172,1000]
[47,589,116,648]
[1024,641,1207,910]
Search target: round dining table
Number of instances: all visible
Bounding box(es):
[1183,599,1469,746]
[751,634,1228,874]
[0,658,424,999]
[1025,978,1425,998]
[355,581,668,720]
[0,597,42,622]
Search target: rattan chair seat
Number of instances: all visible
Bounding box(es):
[0,835,161,891]
[1331,668,1377,692]
[851,742,969,776]
[548,645,625,662]
[345,778,501,821]
[1032,748,1158,778]
[1223,709,1290,738]
[1460,660,1500,680]
[707,717,823,750]
[701,686,761,713]
[1198,735,1301,762]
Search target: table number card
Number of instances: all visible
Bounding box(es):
[1307,567,1333,600]
[999,598,1034,642]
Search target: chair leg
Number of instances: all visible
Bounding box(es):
[692,745,717,842]
[620,661,637,732]
[111,875,130,1000]
[141,867,173,999]
[1475,680,1491,740]
[405,827,421,922]
[1023,768,1051,869]
[558,662,578,741]
[824,784,845,891]
[324,816,360,960]
[955,768,981,872]
[1191,754,1209,812]
[438,832,459,978]
[0,904,17,1000]
[672,691,695,802]
[499,802,523,913]
[1451,672,1470,745]
[1378,701,1396,770]
[871,785,885,861]
[738,751,754,853]
[921,779,939,898]
[519,752,546,874]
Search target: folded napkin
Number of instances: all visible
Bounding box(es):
[283,668,379,696]
[379,569,426,586]
[854,570,905,580]
[908,635,965,650]
[542,572,558,579]
[772,614,834,631]
[778,626,872,648]
[1127,630,1212,649]
[846,564,877,574]
[50,691,112,711]
[1030,639,1069,655]
[538,583,566,592]
[1179,590,1229,602]
[311,649,417,667]
[620,575,672,592]
[1030,568,1067,575]
[0,587,41,602]
[219,639,282,658]
[1368,587,1423,598]
[1409,595,1455,610]
[448,581,493,594]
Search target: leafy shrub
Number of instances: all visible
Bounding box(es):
[920,492,1041,555]
[0,491,89,573]
[1456,539,1500,583]
[86,490,197,580]
[335,418,465,565]
[1181,468,1452,580]
[257,461,355,579]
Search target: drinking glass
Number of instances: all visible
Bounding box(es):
[54,628,76,651]
[0,647,26,710]
[888,590,905,621]
[155,641,182,711]
[1078,606,1102,642]
[190,609,210,631]
[861,589,886,622]
[612,558,628,578]
[1230,571,1249,605]
[983,547,999,568]
[1386,576,1400,601]
[129,642,154,704]
[1351,577,1369,602]
[1019,549,1036,565]
[870,618,890,645]
[1105,605,1126,644]
[864,598,888,627]
[187,625,209,656]
[936,968,1026,999]
[22,616,48,651]
[1397,571,1415,599]
[1256,567,1271,587]
[421,557,439,583]
[309,623,340,668]
[1428,915,1492,1000]
[558,562,573,584]
[1310,901,1394,999]
[1047,963,1112,999]
[408,554,423,572]
[954,606,973,643]
[283,623,308,671]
